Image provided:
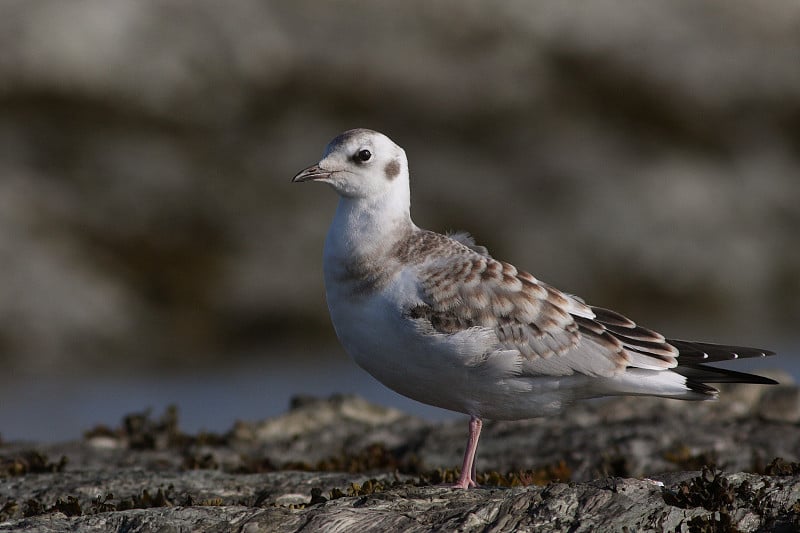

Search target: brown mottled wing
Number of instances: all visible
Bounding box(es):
[415,255,583,355]
[400,232,776,380]
[447,231,491,257]
[400,231,692,377]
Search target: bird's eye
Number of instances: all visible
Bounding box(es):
[356,149,372,162]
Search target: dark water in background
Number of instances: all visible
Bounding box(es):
[0,349,456,443]
[2,343,797,443]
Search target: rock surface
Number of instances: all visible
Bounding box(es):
[2,378,799,532]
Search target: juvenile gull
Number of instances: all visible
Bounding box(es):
[292,128,777,489]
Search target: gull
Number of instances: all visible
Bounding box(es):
[292,128,777,489]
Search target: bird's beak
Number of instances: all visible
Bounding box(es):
[292,164,332,183]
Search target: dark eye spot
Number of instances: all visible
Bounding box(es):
[356,149,372,162]
[384,159,400,180]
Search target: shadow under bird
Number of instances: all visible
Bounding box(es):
[292,128,777,489]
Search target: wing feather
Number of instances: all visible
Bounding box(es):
[397,231,629,376]
[395,229,773,379]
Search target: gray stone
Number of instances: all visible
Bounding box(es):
[2,393,800,531]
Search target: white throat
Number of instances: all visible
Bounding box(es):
[324,181,413,261]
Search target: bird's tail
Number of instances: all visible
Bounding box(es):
[673,364,778,397]
[668,338,778,396]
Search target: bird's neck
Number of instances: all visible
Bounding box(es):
[325,189,413,261]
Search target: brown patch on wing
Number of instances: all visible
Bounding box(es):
[408,304,474,334]
[398,232,583,360]
[393,230,465,263]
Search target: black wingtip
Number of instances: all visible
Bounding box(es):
[675,364,780,385]
[686,379,720,396]
[748,375,780,385]
[670,339,777,364]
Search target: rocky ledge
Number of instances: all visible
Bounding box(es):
[1,372,799,532]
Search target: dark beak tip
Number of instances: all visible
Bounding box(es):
[291,164,330,183]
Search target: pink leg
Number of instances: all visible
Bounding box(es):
[452,416,482,489]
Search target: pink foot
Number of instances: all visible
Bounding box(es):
[450,476,478,489]
[450,416,482,490]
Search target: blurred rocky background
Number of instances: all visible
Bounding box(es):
[0,0,797,440]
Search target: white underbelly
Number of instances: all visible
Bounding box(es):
[328,292,463,407]
[325,282,586,419]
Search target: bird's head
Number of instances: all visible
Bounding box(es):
[292,129,408,200]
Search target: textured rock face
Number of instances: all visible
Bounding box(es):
[1,387,800,531]
[2,473,799,532]
[0,0,797,373]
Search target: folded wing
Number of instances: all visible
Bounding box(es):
[401,230,774,383]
